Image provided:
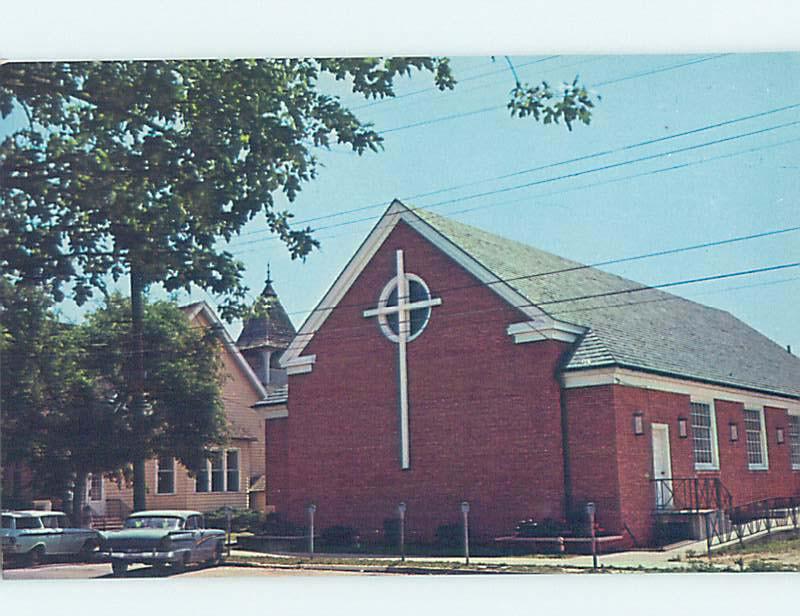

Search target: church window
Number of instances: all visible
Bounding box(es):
[691,401,719,470]
[378,274,434,342]
[743,408,768,470]
[789,415,800,470]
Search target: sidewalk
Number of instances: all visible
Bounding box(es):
[228,523,799,573]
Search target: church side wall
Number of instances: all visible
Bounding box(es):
[563,385,624,541]
[610,383,800,547]
[274,221,571,543]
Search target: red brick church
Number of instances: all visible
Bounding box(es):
[266,200,800,548]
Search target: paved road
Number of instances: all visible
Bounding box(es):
[2,561,364,580]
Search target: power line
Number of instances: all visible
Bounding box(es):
[267,259,800,345]
[376,54,728,135]
[231,99,800,243]
[228,116,800,252]
[350,56,562,111]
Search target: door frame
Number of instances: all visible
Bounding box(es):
[651,423,673,509]
[86,473,106,516]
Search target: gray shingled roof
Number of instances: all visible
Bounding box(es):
[237,281,297,350]
[414,208,800,399]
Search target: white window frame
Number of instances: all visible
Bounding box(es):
[691,398,720,471]
[155,457,176,495]
[789,414,800,471]
[194,448,241,493]
[225,449,240,493]
[743,407,769,471]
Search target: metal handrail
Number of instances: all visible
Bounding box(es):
[651,477,732,512]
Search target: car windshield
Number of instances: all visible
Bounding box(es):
[124,516,183,530]
[1,515,12,529]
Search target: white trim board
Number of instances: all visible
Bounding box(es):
[280,199,581,372]
[562,366,800,415]
[183,301,268,400]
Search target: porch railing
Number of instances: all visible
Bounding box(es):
[651,477,733,513]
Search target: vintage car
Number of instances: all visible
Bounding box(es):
[99,510,226,576]
[1,510,102,566]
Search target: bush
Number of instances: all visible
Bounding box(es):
[383,518,401,546]
[321,525,360,548]
[515,517,568,537]
[255,512,303,536]
[205,508,263,532]
[435,523,463,548]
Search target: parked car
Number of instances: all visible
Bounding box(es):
[99,510,226,576]
[1,510,102,566]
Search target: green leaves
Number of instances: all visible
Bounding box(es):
[0,59,455,316]
[508,75,599,131]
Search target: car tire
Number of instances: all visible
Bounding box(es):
[79,539,99,561]
[111,560,128,577]
[212,540,225,566]
[27,546,45,568]
[172,552,189,574]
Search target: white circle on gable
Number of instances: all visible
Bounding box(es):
[377,273,434,343]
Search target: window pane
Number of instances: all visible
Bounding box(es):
[157,457,175,494]
[210,451,224,492]
[691,402,715,466]
[196,464,209,493]
[744,409,765,467]
[789,415,800,469]
[226,450,239,492]
[1,516,12,529]
[16,517,41,529]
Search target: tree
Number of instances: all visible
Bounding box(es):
[0,59,598,508]
[0,280,128,516]
[0,285,225,516]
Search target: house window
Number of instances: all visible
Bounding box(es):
[196,464,210,493]
[743,408,768,470]
[210,451,225,492]
[226,450,240,492]
[691,401,719,470]
[790,415,800,470]
[157,457,175,494]
[195,448,240,492]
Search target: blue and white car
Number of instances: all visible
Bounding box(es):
[1,510,102,566]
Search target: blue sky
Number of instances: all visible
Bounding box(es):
[5,54,800,351]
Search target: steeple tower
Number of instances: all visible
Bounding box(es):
[236,266,296,389]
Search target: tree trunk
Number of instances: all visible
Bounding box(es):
[130,265,147,512]
[72,472,87,526]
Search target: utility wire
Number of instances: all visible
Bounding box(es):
[228,116,800,251]
[232,99,799,241]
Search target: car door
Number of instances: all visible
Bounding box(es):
[183,515,203,561]
[39,514,64,554]
[57,513,86,554]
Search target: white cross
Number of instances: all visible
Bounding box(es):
[363,249,442,469]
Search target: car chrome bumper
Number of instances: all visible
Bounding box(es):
[103,550,180,563]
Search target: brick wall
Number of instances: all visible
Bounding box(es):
[272,221,572,542]
[584,383,800,546]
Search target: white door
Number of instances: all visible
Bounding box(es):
[651,423,673,509]
[87,473,106,516]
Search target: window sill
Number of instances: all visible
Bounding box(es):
[694,465,720,472]
[747,465,769,472]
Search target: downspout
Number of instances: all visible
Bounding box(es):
[555,331,588,524]
[558,375,573,522]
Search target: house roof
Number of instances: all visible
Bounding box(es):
[413,207,800,399]
[236,278,296,351]
[181,301,268,400]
